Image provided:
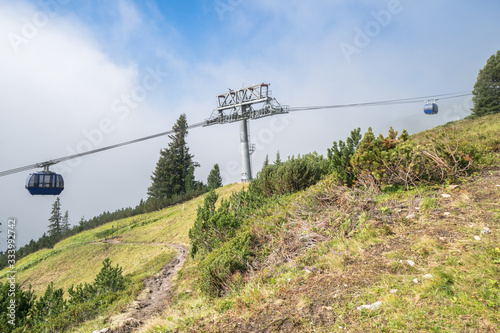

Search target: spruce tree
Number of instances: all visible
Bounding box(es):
[185,165,195,193]
[472,50,500,116]
[78,216,86,232]
[148,114,199,199]
[207,164,223,190]
[62,210,70,233]
[93,257,125,295]
[263,154,269,168]
[48,198,62,237]
[275,151,282,165]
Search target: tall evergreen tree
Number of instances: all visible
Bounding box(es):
[207,164,223,190]
[62,210,70,233]
[148,114,199,199]
[185,165,196,193]
[78,216,86,231]
[48,198,62,237]
[472,50,500,116]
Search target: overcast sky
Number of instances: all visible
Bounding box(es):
[1,0,499,249]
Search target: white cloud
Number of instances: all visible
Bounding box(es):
[0,1,148,247]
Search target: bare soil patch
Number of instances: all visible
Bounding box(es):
[108,243,188,333]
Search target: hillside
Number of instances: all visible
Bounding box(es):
[174,169,499,332]
[2,114,499,332]
[0,183,243,332]
[152,114,500,332]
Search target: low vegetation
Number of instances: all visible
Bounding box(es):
[1,257,126,332]
[167,113,500,332]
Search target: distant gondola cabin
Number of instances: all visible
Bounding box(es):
[424,101,438,115]
[26,172,64,195]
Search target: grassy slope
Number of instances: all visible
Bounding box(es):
[148,114,500,332]
[0,183,243,299]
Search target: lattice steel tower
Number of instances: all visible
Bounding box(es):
[204,83,288,182]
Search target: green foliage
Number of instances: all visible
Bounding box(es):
[198,231,255,297]
[263,154,269,168]
[327,127,362,186]
[207,164,223,190]
[38,300,98,333]
[190,152,329,297]
[31,282,65,324]
[229,181,268,217]
[185,165,196,193]
[351,126,475,188]
[351,127,403,183]
[189,191,240,258]
[254,152,330,196]
[148,113,200,200]
[67,282,96,306]
[93,257,125,295]
[38,258,125,331]
[0,258,126,332]
[472,50,500,116]
[61,210,70,233]
[48,197,62,238]
[0,281,35,332]
[274,151,282,165]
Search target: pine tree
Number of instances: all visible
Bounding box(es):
[185,165,195,193]
[207,164,223,190]
[62,210,70,233]
[148,114,199,199]
[275,151,282,165]
[93,257,125,295]
[263,154,269,168]
[32,282,65,323]
[78,216,86,231]
[472,50,500,116]
[0,282,35,329]
[48,198,62,237]
[328,128,362,186]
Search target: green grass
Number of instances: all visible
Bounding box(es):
[0,184,243,299]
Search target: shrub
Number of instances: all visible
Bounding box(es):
[198,231,255,297]
[328,128,362,186]
[93,257,125,295]
[67,282,96,306]
[189,191,240,258]
[420,131,477,181]
[254,152,330,196]
[351,127,476,188]
[31,282,65,325]
[0,282,35,332]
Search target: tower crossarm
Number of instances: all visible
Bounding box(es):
[204,83,288,127]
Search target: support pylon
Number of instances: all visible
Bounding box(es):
[203,83,288,183]
[240,119,252,182]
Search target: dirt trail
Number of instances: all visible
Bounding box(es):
[107,243,188,333]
